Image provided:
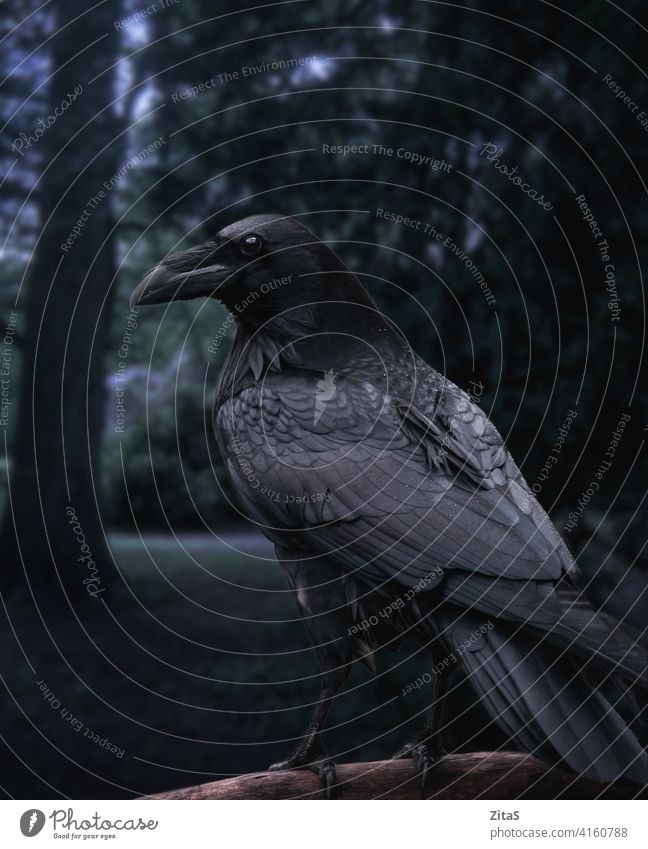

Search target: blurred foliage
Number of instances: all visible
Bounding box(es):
[102,342,235,528]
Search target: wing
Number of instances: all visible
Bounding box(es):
[405,367,575,575]
[216,370,571,593]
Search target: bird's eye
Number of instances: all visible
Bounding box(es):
[239,234,264,256]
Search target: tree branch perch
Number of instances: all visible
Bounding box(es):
[143,752,643,800]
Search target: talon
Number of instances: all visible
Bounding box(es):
[393,741,443,798]
[320,759,337,799]
[392,745,413,760]
[267,743,337,797]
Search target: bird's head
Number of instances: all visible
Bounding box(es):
[132,215,403,383]
[131,215,375,328]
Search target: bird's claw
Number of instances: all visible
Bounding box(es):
[268,743,337,798]
[392,741,445,798]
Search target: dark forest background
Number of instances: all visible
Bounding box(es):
[0,0,646,799]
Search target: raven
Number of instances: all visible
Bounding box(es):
[132,214,647,795]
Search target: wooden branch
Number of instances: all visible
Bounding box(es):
[143,752,642,800]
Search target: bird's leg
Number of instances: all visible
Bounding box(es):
[270,553,354,797]
[393,662,451,795]
[268,662,349,797]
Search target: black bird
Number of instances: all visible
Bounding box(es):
[132,214,647,794]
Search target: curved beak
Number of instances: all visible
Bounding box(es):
[130,244,231,309]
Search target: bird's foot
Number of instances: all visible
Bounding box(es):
[268,739,336,798]
[392,741,446,798]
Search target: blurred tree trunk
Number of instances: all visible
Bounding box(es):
[0,0,122,599]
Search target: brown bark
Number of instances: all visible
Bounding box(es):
[143,753,643,800]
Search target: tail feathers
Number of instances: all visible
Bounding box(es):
[439,574,647,689]
[540,596,647,689]
[551,582,648,689]
[438,610,648,786]
[524,612,647,692]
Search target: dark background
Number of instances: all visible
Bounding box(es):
[0,0,646,798]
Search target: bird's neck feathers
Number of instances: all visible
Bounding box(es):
[216,269,397,392]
